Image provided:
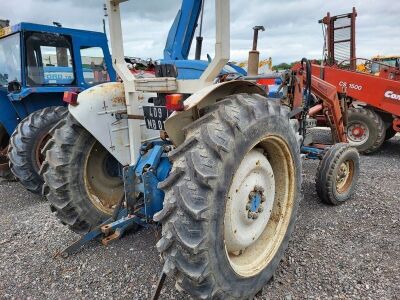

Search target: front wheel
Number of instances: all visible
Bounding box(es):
[155,94,302,299]
[316,143,359,205]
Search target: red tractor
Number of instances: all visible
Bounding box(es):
[311,8,400,153]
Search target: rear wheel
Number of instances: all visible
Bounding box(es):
[347,107,385,154]
[155,94,302,299]
[41,113,124,234]
[8,106,67,193]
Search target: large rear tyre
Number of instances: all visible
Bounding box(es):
[8,106,67,193]
[347,107,385,154]
[155,94,302,299]
[316,143,359,205]
[41,113,124,234]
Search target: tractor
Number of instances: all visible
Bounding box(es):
[41,0,359,298]
[311,8,400,153]
[0,22,116,192]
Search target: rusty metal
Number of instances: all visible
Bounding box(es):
[251,26,265,51]
[336,160,355,194]
[320,7,357,70]
[114,111,144,120]
[292,67,347,143]
[35,132,51,171]
[308,104,323,117]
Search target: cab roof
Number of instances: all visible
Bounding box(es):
[372,55,400,60]
[0,22,106,39]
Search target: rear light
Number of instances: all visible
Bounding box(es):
[63,91,78,106]
[165,94,184,111]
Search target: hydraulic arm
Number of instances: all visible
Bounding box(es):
[163,0,203,60]
[289,61,347,144]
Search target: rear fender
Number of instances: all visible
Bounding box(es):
[69,82,159,165]
[165,80,266,145]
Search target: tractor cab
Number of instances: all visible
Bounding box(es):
[0,23,116,136]
[370,55,400,74]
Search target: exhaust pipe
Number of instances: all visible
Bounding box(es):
[247,25,265,76]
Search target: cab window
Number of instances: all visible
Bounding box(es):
[80,47,109,85]
[25,32,74,86]
[0,33,21,87]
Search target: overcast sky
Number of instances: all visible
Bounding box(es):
[2,0,399,64]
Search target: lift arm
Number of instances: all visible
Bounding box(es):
[307,74,347,143]
[290,63,347,143]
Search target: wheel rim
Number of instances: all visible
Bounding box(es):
[83,141,124,215]
[335,160,355,194]
[347,121,369,145]
[224,136,295,277]
[35,132,51,170]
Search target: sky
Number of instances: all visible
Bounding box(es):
[2,0,399,65]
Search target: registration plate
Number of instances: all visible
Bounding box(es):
[143,106,169,131]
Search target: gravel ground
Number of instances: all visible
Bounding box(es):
[0,132,399,300]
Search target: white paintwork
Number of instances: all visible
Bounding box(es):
[69,82,159,166]
[224,150,275,252]
[106,0,143,163]
[104,0,231,165]
[165,81,265,146]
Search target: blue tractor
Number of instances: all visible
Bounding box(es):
[0,23,115,192]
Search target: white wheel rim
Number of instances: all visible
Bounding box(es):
[347,122,369,145]
[224,150,275,253]
[223,136,296,278]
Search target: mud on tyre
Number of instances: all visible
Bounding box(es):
[41,113,124,234]
[155,94,302,299]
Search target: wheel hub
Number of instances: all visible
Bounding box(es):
[246,186,266,220]
[336,160,353,193]
[224,150,275,253]
[84,141,124,214]
[347,122,369,144]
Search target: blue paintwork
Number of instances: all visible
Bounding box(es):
[164,0,202,60]
[0,22,115,135]
[249,194,262,212]
[124,142,172,220]
[133,144,172,219]
[162,0,247,78]
[301,146,324,160]
[163,59,246,80]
